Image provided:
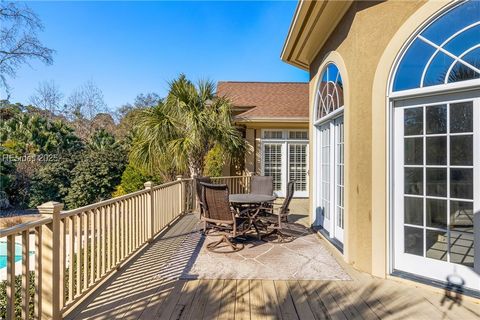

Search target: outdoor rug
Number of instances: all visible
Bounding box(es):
[175,220,351,280]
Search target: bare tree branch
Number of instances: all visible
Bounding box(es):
[66,81,109,139]
[29,80,64,116]
[0,2,54,96]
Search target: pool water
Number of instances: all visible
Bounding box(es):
[0,241,33,269]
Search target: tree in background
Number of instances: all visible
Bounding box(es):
[130,74,244,178]
[133,93,161,109]
[0,2,54,97]
[91,113,116,135]
[29,80,64,117]
[65,132,126,208]
[115,93,160,140]
[29,155,78,207]
[0,105,83,207]
[65,81,109,140]
[0,148,15,209]
[87,128,117,151]
[112,163,162,197]
[0,111,82,155]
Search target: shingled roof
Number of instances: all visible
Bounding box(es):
[217,81,309,122]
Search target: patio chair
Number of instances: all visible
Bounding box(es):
[260,180,296,242]
[250,175,274,215]
[194,176,211,215]
[250,175,274,195]
[200,182,250,252]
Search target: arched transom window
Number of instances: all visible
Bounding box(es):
[393,0,480,92]
[316,63,344,121]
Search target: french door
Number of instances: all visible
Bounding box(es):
[393,93,480,291]
[262,139,308,198]
[315,116,345,244]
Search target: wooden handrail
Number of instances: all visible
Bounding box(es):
[0,175,251,319]
[60,189,150,218]
[0,217,52,238]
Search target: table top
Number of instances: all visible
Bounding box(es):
[229,193,276,204]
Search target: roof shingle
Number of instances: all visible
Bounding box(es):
[217,81,309,121]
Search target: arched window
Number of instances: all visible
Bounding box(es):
[316,63,344,121]
[393,1,480,92]
[313,62,345,246]
[390,0,480,291]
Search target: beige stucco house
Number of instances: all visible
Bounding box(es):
[282,0,480,295]
[217,81,310,198]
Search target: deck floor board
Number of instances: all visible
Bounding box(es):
[66,214,480,320]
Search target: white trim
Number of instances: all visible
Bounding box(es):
[260,129,309,197]
[312,113,345,245]
[389,0,470,94]
[280,0,304,61]
[385,0,472,283]
[445,44,480,84]
[389,79,480,100]
[313,106,344,126]
[392,95,480,291]
[419,21,480,86]
[418,35,480,87]
[315,64,344,121]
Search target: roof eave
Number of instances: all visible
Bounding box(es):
[233,117,309,124]
[281,0,354,71]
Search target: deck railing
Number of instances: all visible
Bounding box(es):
[211,175,251,194]
[0,175,251,319]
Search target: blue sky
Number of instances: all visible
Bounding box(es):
[9,1,308,110]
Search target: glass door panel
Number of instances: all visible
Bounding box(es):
[314,116,344,245]
[263,143,284,196]
[318,123,331,234]
[288,143,308,197]
[394,97,479,291]
[334,117,345,243]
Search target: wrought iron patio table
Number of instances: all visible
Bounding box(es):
[229,193,277,239]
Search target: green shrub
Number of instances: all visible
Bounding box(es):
[0,272,35,319]
[65,148,127,209]
[29,154,78,207]
[204,144,226,177]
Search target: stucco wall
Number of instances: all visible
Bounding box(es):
[308,0,443,275]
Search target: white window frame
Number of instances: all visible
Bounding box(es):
[385,0,480,292]
[312,108,345,245]
[260,129,309,197]
[390,91,480,291]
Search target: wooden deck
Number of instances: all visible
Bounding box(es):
[66,214,480,320]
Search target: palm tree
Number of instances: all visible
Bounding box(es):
[130,74,244,178]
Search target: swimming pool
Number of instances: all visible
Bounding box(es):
[0,241,34,269]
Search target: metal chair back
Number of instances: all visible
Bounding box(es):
[195,176,211,214]
[280,180,295,215]
[250,175,274,196]
[200,182,233,223]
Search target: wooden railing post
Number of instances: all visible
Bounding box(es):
[247,172,253,193]
[176,176,185,214]
[37,201,64,320]
[144,181,155,241]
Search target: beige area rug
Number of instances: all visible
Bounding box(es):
[176,221,351,281]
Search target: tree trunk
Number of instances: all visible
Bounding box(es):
[188,163,202,178]
[188,152,205,178]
